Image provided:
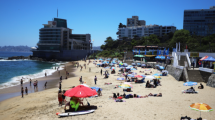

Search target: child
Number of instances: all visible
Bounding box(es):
[25,87,28,95]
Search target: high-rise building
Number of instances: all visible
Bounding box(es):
[32,18,92,61]
[183,6,215,36]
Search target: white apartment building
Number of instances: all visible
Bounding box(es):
[117,25,176,40]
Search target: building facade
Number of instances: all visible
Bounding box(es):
[117,25,176,40]
[183,6,215,36]
[127,16,146,27]
[33,18,92,61]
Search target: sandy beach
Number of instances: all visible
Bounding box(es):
[0,59,214,120]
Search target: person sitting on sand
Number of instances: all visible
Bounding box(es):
[198,83,204,89]
[109,93,117,99]
[104,83,112,85]
[186,87,195,92]
[148,93,162,97]
[97,88,102,96]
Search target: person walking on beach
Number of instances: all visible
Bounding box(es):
[45,72,47,77]
[44,82,47,89]
[94,76,97,85]
[21,87,24,98]
[79,76,83,84]
[60,76,62,81]
[100,69,102,76]
[30,79,32,86]
[59,83,62,91]
[25,87,28,95]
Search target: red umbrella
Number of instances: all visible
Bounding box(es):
[135,75,143,78]
[200,56,208,61]
[64,85,97,98]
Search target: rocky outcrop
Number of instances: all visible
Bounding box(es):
[7,56,28,60]
[206,74,215,88]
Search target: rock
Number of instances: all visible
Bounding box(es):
[206,74,215,88]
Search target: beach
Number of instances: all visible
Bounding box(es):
[0,60,214,120]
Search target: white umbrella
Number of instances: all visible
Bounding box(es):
[145,76,155,79]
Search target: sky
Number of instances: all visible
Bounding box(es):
[0,0,214,47]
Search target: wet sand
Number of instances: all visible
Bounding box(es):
[0,62,75,102]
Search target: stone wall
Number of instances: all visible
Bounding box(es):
[200,71,213,83]
[206,74,215,88]
[166,65,183,81]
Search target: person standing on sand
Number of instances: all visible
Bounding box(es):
[44,82,47,89]
[30,79,32,86]
[25,87,28,95]
[33,81,37,90]
[79,76,83,84]
[59,83,62,91]
[94,76,97,85]
[21,87,24,98]
[101,69,102,76]
[20,79,23,86]
[45,72,47,77]
[58,91,63,106]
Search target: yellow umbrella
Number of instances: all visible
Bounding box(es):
[155,76,161,79]
[119,84,131,88]
[190,103,213,117]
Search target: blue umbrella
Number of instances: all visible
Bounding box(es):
[159,66,164,69]
[104,67,110,69]
[117,77,125,80]
[131,68,137,70]
[159,50,161,55]
[140,75,146,77]
[166,48,169,55]
[163,48,166,55]
[153,73,162,76]
[99,58,103,60]
[91,87,102,91]
[183,81,197,86]
[128,74,135,77]
[141,64,146,66]
[119,67,125,68]
[97,64,101,65]
[202,56,215,62]
[128,65,133,68]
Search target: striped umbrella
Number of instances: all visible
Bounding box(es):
[190,103,213,118]
[124,82,133,88]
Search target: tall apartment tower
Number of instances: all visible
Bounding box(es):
[183,6,215,36]
[127,16,146,27]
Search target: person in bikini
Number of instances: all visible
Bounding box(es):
[58,90,63,106]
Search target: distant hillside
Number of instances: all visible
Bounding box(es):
[0,46,31,52]
[92,46,102,51]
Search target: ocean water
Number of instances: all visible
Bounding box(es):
[0,51,64,89]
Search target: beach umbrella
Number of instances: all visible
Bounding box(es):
[141,64,146,66]
[99,58,103,60]
[111,67,116,70]
[159,66,164,70]
[119,67,125,69]
[126,67,131,69]
[190,103,213,118]
[104,67,110,69]
[97,64,101,65]
[119,84,131,88]
[132,72,137,75]
[202,56,215,62]
[128,74,135,77]
[64,85,97,98]
[128,65,133,68]
[153,73,161,76]
[200,56,208,61]
[131,68,137,70]
[145,76,155,79]
[183,81,197,86]
[155,76,161,79]
[163,48,166,55]
[91,87,102,91]
[119,63,123,65]
[117,77,125,80]
[140,75,146,77]
[124,82,133,88]
[135,75,143,78]
[132,63,136,66]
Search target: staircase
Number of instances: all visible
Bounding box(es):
[179,56,186,66]
[187,70,204,82]
[126,51,133,60]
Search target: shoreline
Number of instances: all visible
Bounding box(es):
[0,61,75,102]
[0,59,214,120]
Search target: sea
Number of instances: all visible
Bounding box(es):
[0,51,65,89]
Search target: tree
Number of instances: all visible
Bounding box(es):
[148,34,160,44]
[170,29,190,51]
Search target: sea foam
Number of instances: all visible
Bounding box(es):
[0,62,66,89]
